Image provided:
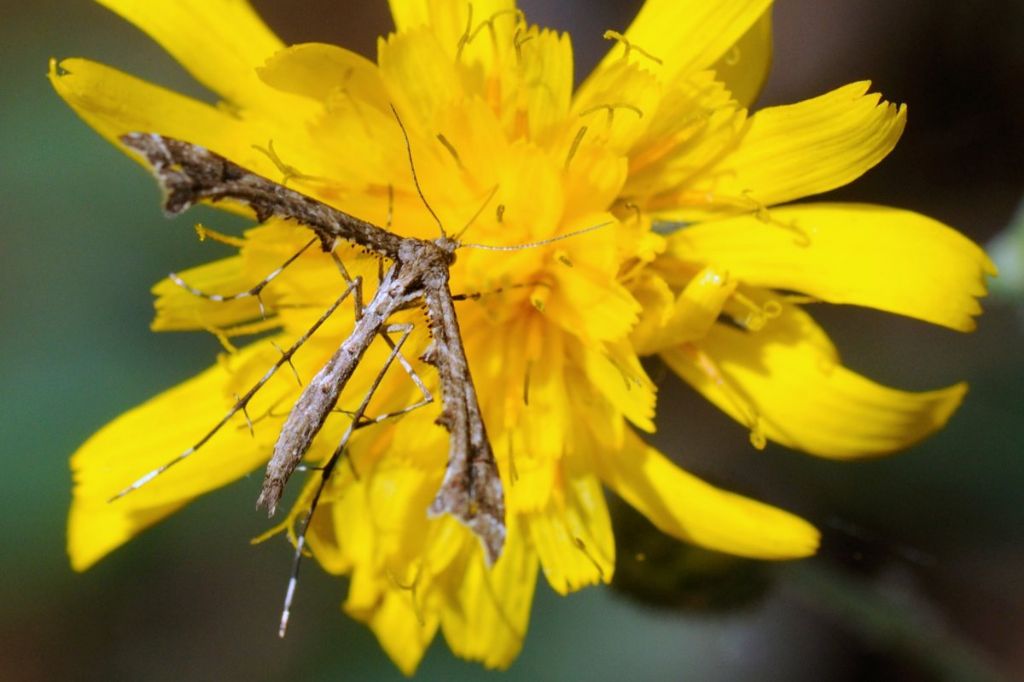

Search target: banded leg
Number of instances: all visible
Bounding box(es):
[108,277,360,501]
[277,320,432,637]
[326,250,432,427]
[169,237,318,318]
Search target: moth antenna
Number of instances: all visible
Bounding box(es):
[168,237,317,306]
[107,278,359,502]
[390,104,446,238]
[277,321,431,636]
[454,184,500,241]
[450,280,543,302]
[460,219,613,252]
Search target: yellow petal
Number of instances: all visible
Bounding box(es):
[513,27,574,144]
[571,60,662,155]
[68,341,292,570]
[578,338,656,432]
[667,203,995,331]
[667,82,906,217]
[96,0,282,108]
[628,271,677,354]
[546,266,640,343]
[439,519,537,669]
[589,0,772,84]
[662,306,969,458]
[593,430,819,559]
[365,589,439,675]
[257,43,390,112]
[378,27,461,131]
[49,58,270,173]
[623,73,746,201]
[542,217,642,343]
[710,8,773,108]
[634,265,739,354]
[528,472,614,595]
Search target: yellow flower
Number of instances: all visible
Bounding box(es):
[52,0,994,673]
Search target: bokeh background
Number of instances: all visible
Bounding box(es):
[2,1,1023,680]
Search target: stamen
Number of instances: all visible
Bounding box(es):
[252,140,324,187]
[688,345,767,451]
[250,519,289,545]
[564,125,588,170]
[512,27,535,62]
[573,537,606,582]
[602,30,663,65]
[455,3,474,61]
[387,563,426,626]
[194,223,245,247]
[523,360,532,405]
[578,102,644,127]
[530,285,550,312]
[730,291,782,331]
[386,184,394,230]
[506,433,519,484]
[677,190,812,246]
[436,133,464,169]
[496,204,506,223]
[744,192,811,246]
[458,7,526,61]
[623,201,643,225]
[203,325,238,354]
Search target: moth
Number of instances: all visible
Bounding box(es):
[117,130,507,615]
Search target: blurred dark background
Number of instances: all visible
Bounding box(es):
[1,1,1022,680]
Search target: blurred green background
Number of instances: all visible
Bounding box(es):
[2,1,1022,680]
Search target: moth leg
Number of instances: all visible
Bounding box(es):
[337,323,434,428]
[327,249,365,321]
[108,277,360,502]
[276,320,423,637]
[327,249,431,425]
[170,237,318,319]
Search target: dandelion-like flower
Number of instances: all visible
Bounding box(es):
[52,0,993,672]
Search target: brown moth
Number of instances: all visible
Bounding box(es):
[117,132,506,567]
